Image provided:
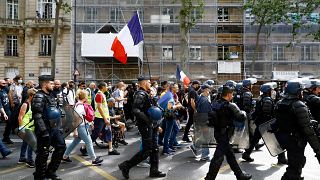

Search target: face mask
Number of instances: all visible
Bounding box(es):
[271,90,276,99]
[18,80,23,84]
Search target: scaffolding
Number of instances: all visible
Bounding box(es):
[74,0,320,84]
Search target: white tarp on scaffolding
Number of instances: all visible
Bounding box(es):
[81,33,142,59]
[218,61,241,74]
[272,71,299,81]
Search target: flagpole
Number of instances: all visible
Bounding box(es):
[144,43,151,78]
[112,58,114,85]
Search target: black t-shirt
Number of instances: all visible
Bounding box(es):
[188,87,198,111]
[0,88,11,113]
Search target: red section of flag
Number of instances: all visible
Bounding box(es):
[183,76,191,87]
[111,37,127,64]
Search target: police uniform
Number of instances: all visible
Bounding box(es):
[205,86,251,180]
[32,75,66,180]
[303,90,320,122]
[275,81,320,179]
[118,76,166,179]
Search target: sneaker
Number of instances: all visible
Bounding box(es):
[2,138,14,144]
[61,157,72,163]
[119,139,128,145]
[189,145,198,157]
[26,160,35,168]
[162,150,174,155]
[173,143,182,149]
[236,172,252,180]
[18,158,27,164]
[200,156,210,161]
[233,148,243,153]
[80,147,88,156]
[137,162,150,168]
[92,157,103,166]
[108,149,120,155]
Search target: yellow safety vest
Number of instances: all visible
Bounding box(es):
[94,91,110,119]
[21,105,34,131]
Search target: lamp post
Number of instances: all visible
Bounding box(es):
[73,0,77,82]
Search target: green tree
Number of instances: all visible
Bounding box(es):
[244,0,288,77]
[174,0,204,74]
[51,0,71,78]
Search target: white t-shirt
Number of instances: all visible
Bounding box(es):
[75,103,86,125]
[63,88,75,106]
[113,89,125,108]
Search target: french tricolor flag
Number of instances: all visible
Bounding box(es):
[111,11,144,64]
[176,65,191,88]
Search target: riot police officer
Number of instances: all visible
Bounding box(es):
[303,79,320,122]
[275,80,320,179]
[205,86,252,180]
[118,76,166,179]
[32,75,66,180]
[242,83,287,164]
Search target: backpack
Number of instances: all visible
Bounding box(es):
[76,102,95,122]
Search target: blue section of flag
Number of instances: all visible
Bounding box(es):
[158,91,173,110]
[127,11,144,45]
[176,65,181,81]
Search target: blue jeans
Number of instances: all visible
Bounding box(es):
[20,141,33,161]
[64,124,96,160]
[201,147,210,158]
[0,138,10,156]
[91,118,105,142]
[163,119,174,152]
[169,120,179,148]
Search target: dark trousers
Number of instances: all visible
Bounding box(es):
[205,130,242,179]
[245,127,261,154]
[281,136,307,180]
[123,123,159,172]
[34,128,66,179]
[91,118,105,142]
[183,110,194,138]
[3,111,12,139]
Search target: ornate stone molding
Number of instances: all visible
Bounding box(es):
[25,28,35,45]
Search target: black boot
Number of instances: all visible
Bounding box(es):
[46,171,62,180]
[277,153,288,165]
[242,152,254,162]
[118,162,130,179]
[235,172,252,180]
[149,170,166,178]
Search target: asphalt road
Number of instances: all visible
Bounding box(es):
[1,123,320,180]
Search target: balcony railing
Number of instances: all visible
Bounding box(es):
[38,52,51,56]
[4,51,19,57]
[0,18,23,27]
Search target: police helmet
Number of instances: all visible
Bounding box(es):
[217,85,224,94]
[260,82,277,93]
[147,106,163,123]
[304,79,320,89]
[225,80,237,89]
[242,78,257,88]
[45,106,62,121]
[284,80,305,95]
[235,83,243,91]
[205,80,215,86]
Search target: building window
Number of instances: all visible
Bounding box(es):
[5,67,19,79]
[39,34,52,56]
[192,8,202,21]
[301,45,315,61]
[109,8,120,23]
[86,7,97,22]
[190,46,201,60]
[162,46,173,60]
[5,35,18,56]
[6,0,19,19]
[218,8,229,22]
[218,46,229,60]
[38,0,56,19]
[272,45,285,61]
[162,8,174,23]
